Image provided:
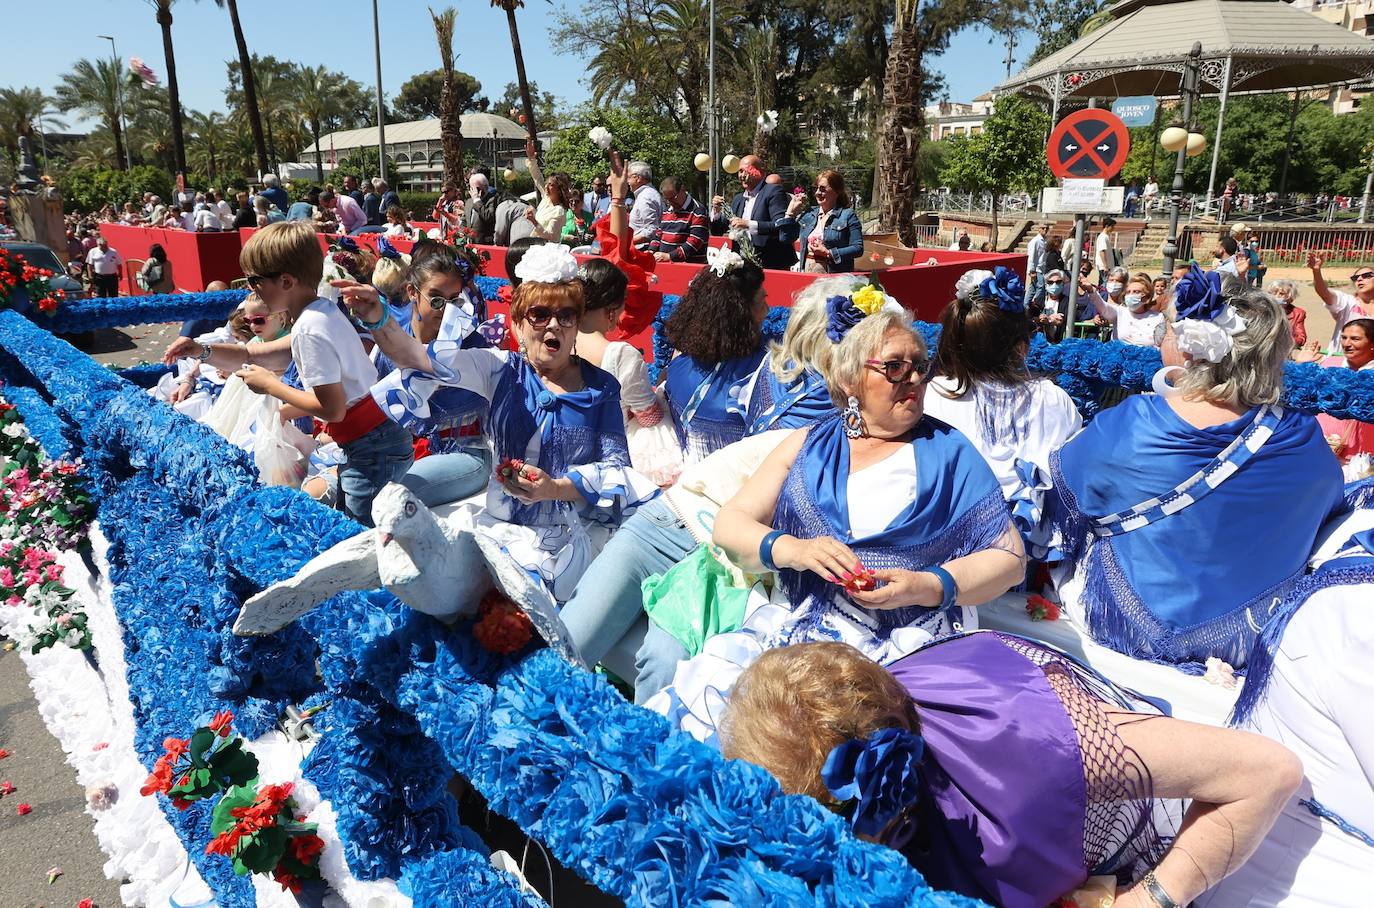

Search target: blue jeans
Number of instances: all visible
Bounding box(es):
[399,446,491,508]
[559,496,694,704]
[338,419,415,526]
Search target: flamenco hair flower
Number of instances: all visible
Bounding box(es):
[706,245,744,277]
[513,243,579,285]
[1173,263,1225,322]
[1172,263,1248,363]
[826,293,866,343]
[588,126,614,151]
[375,237,403,260]
[821,726,924,847]
[850,285,887,316]
[979,266,1026,314]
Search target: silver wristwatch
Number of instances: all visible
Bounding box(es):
[198,342,213,362]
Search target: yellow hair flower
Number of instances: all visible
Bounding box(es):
[850,285,887,316]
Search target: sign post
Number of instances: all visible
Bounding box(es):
[1046,108,1131,336]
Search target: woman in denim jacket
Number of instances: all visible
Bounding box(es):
[783,169,865,273]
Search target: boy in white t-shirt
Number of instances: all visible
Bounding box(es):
[164,221,413,525]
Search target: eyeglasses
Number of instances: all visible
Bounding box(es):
[865,358,931,384]
[524,306,580,329]
[424,293,467,310]
[244,272,281,289]
[814,185,832,193]
[243,314,282,327]
[1352,271,1374,282]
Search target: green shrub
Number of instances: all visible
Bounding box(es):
[59,166,175,214]
[398,191,438,220]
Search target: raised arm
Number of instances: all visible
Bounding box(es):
[1306,252,1338,309]
[331,280,431,371]
[525,140,545,202]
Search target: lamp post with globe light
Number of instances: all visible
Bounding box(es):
[1162,42,1205,276]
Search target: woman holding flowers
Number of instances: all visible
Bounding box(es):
[647,293,1025,742]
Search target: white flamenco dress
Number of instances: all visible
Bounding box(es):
[1202,506,1374,908]
[600,341,682,487]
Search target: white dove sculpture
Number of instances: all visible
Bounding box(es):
[232,483,587,668]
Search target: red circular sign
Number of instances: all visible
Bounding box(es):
[1047,109,1131,181]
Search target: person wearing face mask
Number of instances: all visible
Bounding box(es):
[1313,318,1374,467]
[1031,268,1070,342]
[709,153,797,271]
[1095,271,1166,347]
[343,240,660,603]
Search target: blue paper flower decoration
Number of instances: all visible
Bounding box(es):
[821,726,924,846]
[977,266,1026,314]
[1174,263,1225,321]
[825,294,865,343]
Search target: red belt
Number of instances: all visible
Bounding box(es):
[326,395,388,446]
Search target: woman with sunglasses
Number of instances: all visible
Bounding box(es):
[341,242,659,602]
[646,293,1026,741]
[1308,251,1373,355]
[923,268,1082,562]
[783,169,864,274]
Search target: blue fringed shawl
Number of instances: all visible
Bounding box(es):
[744,360,835,434]
[1051,394,1344,669]
[664,347,767,461]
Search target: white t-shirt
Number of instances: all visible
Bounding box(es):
[85,246,123,275]
[193,208,219,231]
[1093,230,1114,272]
[1100,300,1164,347]
[847,446,918,538]
[290,298,378,407]
[215,200,234,229]
[1326,290,1367,353]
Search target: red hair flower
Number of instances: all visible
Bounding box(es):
[1026,594,1060,621]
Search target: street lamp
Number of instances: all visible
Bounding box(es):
[371,0,387,184]
[96,35,133,171]
[1162,42,1203,276]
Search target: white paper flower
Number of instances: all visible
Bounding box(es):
[513,243,580,285]
[706,246,744,277]
[63,628,85,648]
[1212,303,1248,337]
[1174,318,1232,364]
[588,126,614,151]
[756,110,779,134]
[1203,657,1238,689]
[954,269,994,301]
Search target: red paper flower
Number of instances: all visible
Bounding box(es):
[288,832,325,863]
[139,754,174,796]
[1026,594,1060,622]
[272,869,303,894]
[162,737,189,759]
[17,802,32,815]
[78,899,96,908]
[0,748,10,759]
[472,590,533,655]
[207,710,234,737]
[837,565,877,593]
[0,780,14,795]
[495,458,525,483]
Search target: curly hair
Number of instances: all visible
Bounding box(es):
[665,261,766,364]
[721,642,919,802]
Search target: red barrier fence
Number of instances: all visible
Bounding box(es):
[105,225,1024,327]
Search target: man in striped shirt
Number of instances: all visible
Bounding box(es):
[648,176,709,263]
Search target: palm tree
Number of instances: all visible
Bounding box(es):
[0,87,62,167]
[430,7,465,186]
[55,58,131,170]
[491,0,538,143]
[154,0,188,175]
[293,65,342,182]
[187,110,230,183]
[206,0,268,176]
[875,0,924,244]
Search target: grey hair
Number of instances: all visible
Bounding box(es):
[1174,277,1292,407]
[628,160,653,180]
[821,311,925,408]
[1268,278,1296,299]
[1108,266,1129,282]
[770,275,864,384]
[263,173,279,187]
[470,172,490,190]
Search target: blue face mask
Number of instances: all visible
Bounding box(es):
[1124,293,1146,311]
[1106,281,1124,295]
[1046,282,1063,295]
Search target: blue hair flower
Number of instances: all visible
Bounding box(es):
[376,236,403,260]
[333,236,361,253]
[977,266,1026,314]
[825,294,865,343]
[1173,263,1225,322]
[821,727,924,846]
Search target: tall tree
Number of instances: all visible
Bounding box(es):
[393,69,482,121]
[430,7,466,186]
[55,58,130,171]
[937,94,1051,245]
[154,0,188,175]
[208,0,268,175]
[293,65,343,182]
[0,88,61,167]
[492,0,539,144]
[187,109,230,183]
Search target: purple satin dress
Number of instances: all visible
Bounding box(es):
[886,633,1122,908]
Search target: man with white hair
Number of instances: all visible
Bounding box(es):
[627,160,663,246]
[463,170,505,244]
[259,173,289,215]
[376,179,400,222]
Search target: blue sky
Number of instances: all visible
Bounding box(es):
[0,0,1032,131]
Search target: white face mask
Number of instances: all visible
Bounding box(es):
[1106,281,1124,295]
[1124,293,1146,311]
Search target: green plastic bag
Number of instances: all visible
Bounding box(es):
[642,544,751,658]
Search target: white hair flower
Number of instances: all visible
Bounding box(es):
[954,269,994,301]
[588,126,614,151]
[1173,319,1232,364]
[513,243,580,285]
[756,110,779,134]
[706,246,744,277]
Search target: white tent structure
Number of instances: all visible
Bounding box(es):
[997,0,1374,204]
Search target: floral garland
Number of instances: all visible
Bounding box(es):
[0,247,63,315]
[43,288,247,335]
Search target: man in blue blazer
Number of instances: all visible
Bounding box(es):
[709,154,797,271]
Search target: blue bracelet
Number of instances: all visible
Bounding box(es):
[759,530,785,572]
[357,304,390,332]
[926,564,958,610]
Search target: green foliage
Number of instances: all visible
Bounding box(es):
[544,106,692,192]
[393,69,483,121]
[496,81,559,130]
[398,191,438,219]
[329,148,397,189]
[59,165,174,213]
[939,95,1052,197]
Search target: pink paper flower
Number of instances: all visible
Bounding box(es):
[16,802,32,815]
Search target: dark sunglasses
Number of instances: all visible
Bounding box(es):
[244,314,282,327]
[865,358,931,384]
[524,306,579,329]
[423,293,467,310]
[244,271,282,289]
[1352,271,1374,282]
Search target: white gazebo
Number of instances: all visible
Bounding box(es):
[997,0,1374,203]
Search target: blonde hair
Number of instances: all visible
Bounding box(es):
[510,280,586,324]
[1174,277,1291,407]
[240,221,324,287]
[372,255,411,300]
[721,642,919,801]
[821,311,925,408]
[769,276,863,383]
